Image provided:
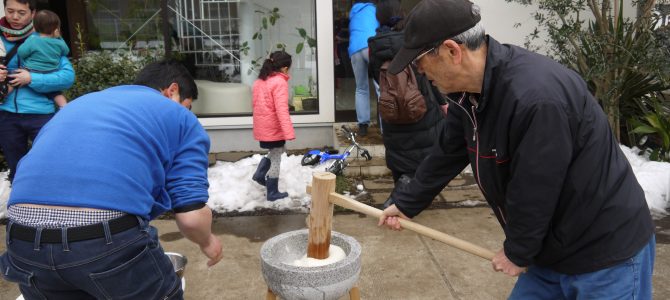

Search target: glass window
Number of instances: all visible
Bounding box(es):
[179,0,318,117]
[85,0,163,50]
[85,0,319,118]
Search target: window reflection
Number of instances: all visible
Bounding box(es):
[85,0,319,117]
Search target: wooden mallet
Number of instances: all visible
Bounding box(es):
[307,172,495,261]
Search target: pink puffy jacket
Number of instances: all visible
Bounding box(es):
[252,72,295,142]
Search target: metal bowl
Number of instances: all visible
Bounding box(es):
[164,252,188,278]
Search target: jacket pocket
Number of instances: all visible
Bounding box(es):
[89,245,164,300]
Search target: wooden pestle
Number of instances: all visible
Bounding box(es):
[306,175,496,261]
[306,172,337,259]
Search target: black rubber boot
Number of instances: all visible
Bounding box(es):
[266,177,288,201]
[358,123,368,137]
[252,157,271,186]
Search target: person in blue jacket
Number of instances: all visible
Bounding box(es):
[0,59,223,299]
[348,0,378,136]
[15,9,71,109]
[0,0,74,183]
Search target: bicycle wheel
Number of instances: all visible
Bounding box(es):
[327,160,346,175]
[301,153,321,166]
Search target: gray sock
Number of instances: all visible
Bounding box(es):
[267,146,284,178]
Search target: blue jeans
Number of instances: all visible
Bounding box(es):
[350,49,379,125]
[509,236,655,300]
[0,218,183,300]
[0,111,54,182]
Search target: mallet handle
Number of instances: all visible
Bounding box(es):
[328,193,496,261]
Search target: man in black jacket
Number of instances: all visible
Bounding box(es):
[378,0,655,298]
[367,0,447,184]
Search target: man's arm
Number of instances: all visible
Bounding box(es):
[175,205,223,267]
[392,106,469,218]
[28,56,75,93]
[502,99,572,267]
[167,112,221,265]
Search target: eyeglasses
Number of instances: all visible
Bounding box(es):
[411,46,438,68]
[411,38,463,68]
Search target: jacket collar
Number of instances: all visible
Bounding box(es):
[477,35,508,112]
[273,72,290,81]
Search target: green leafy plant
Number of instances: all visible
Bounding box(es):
[295,27,317,55]
[66,25,160,99]
[630,99,670,161]
[507,0,670,143]
[239,7,316,75]
[65,49,158,99]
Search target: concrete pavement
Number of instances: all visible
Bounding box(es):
[2,173,669,299]
[2,206,669,299]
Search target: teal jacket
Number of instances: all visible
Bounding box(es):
[0,32,75,114]
[18,35,70,71]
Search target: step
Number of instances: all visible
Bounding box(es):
[332,122,387,176]
[342,157,391,177]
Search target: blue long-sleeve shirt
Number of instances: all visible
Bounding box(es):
[9,85,211,220]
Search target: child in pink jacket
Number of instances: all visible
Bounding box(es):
[251,51,295,201]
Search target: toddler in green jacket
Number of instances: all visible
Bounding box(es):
[13,9,69,108]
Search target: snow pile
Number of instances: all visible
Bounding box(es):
[621,145,670,218]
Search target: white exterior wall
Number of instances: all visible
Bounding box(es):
[477,0,637,54]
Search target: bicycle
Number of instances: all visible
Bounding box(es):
[300,125,372,175]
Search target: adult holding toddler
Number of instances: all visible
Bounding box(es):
[0,0,74,183]
[15,9,69,108]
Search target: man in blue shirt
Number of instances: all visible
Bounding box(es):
[0,60,223,299]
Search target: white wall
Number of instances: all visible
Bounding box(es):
[476,0,637,54]
[476,0,543,49]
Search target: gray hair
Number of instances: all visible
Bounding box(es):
[451,4,485,50]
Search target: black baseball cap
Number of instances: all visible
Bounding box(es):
[388,0,481,74]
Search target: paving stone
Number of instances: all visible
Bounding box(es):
[447,178,466,186]
[343,165,392,177]
[440,188,485,203]
[362,179,394,190]
[371,192,391,205]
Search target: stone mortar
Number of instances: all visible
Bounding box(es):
[260,229,362,300]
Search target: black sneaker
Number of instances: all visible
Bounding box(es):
[358,124,368,137]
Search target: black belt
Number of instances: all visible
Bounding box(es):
[9,214,139,243]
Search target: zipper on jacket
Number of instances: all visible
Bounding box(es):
[446,94,487,196]
[12,56,20,113]
[471,105,485,196]
[12,86,19,113]
[497,207,507,225]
